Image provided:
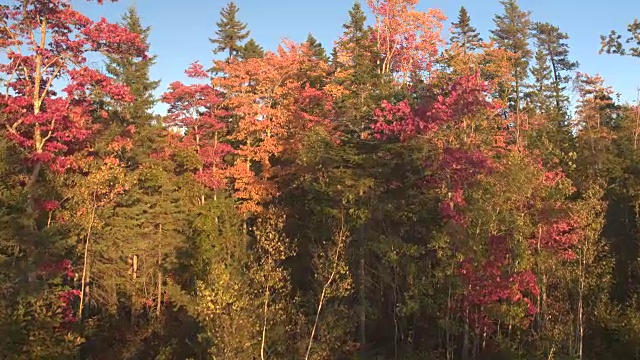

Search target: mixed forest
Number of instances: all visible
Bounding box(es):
[2,0,640,359]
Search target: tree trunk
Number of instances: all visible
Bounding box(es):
[634,88,640,149]
[392,259,399,360]
[156,224,163,317]
[358,190,367,358]
[515,71,521,148]
[305,220,346,360]
[359,249,366,358]
[131,254,138,326]
[446,283,453,360]
[577,247,585,360]
[472,328,479,360]
[79,205,96,319]
[541,274,547,333]
[261,283,270,360]
[462,306,470,360]
[28,162,42,188]
[549,55,562,114]
[536,226,546,334]
[25,162,43,214]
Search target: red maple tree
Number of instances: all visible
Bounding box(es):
[0,0,146,185]
[162,62,233,193]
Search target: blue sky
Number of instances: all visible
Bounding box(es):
[73,0,640,114]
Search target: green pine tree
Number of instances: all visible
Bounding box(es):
[105,5,161,166]
[490,0,532,119]
[315,3,389,356]
[533,22,579,116]
[240,38,264,60]
[450,6,483,54]
[305,33,328,62]
[86,7,195,357]
[83,145,195,357]
[105,6,159,126]
[329,46,339,69]
[333,1,381,134]
[525,48,555,114]
[341,2,373,61]
[210,1,250,61]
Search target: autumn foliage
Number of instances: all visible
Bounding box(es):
[0,0,145,182]
[211,41,334,213]
[162,62,233,191]
[367,0,446,81]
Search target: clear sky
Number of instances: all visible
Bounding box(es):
[73,0,640,114]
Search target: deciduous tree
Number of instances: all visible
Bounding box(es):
[162,62,233,197]
[0,0,145,186]
[366,0,446,83]
[214,41,333,214]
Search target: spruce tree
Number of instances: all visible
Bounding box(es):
[450,6,483,54]
[85,145,194,356]
[333,1,380,133]
[305,33,329,62]
[533,22,578,116]
[105,6,159,126]
[240,38,264,60]
[210,2,250,61]
[526,48,555,114]
[490,0,532,144]
[525,49,573,187]
[341,2,370,60]
[328,3,384,355]
[105,5,161,166]
[94,7,184,346]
